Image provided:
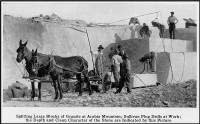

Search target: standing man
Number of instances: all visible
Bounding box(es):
[93,45,105,79]
[115,54,132,94]
[129,17,141,38]
[167,11,178,39]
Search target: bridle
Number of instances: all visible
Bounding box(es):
[31,53,88,75]
[30,55,40,75]
[16,46,26,61]
[30,54,56,75]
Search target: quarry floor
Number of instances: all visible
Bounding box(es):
[3,80,196,107]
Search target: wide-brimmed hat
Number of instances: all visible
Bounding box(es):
[170,11,174,14]
[98,45,104,50]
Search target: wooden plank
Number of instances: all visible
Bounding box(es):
[23,76,102,83]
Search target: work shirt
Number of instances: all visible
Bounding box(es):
[167,16,178,24]
[112,54,123,72]
[130,24,140,38]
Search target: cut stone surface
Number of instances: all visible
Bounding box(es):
[149,38,194,52]
[156,52,197,84]
[132,74,157,88]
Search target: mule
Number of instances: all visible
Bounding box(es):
[16,40,43,100]
[16,40,92,101]
[31,49,92,100]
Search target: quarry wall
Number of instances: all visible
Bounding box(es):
[3,15,197,88]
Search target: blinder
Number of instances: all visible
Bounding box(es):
[31,55,40,73]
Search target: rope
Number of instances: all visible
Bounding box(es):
[85,29,96,72]
[108,11,160,25]
[63,25,96,71]
[168,51,185,83]
[160,11,186,83]
[171,39,173,52]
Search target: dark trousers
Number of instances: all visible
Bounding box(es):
[169,23,176,39]
[116,74,131,93]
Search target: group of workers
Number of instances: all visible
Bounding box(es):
[91,11,179,94]
[130,11,178,39]
[151,11,178,39]
[92,44,131,94]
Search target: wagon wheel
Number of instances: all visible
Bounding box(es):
[84,70,102,85]
[88,70,103,92]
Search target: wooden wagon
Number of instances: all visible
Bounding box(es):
[22,69,103,93]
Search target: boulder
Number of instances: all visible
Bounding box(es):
[7,81,29,98]
[3,89,12,102]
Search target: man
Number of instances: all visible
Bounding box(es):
[117,45,125,57]
[111,48,123,86]
[129,17,140,25]
[92,45,105,79]
[151,18,165,38]
[115,54,131,94]
[139,23,151,38]
[139,52,156,72]
[167,11,178,39]
[129,17,140,38]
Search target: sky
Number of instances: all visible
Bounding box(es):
[2,2,199,28]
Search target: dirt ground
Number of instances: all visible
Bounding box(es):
[3,80,196,107]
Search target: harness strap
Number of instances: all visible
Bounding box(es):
[49,57,87,74]
[54,63,83,74]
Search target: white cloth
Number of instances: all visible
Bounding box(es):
[130,24,140,38]
[112,55,123,72]
[112,55,123,65]
[106,72,115,83]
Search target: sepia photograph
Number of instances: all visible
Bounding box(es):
[1,1,199,123]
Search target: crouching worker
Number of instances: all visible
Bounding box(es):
[102,67,113,92]
[115,54,132,94]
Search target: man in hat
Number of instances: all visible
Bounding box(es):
[115,53,131,94]
[92,45,105,79]
[167,11,178,39]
